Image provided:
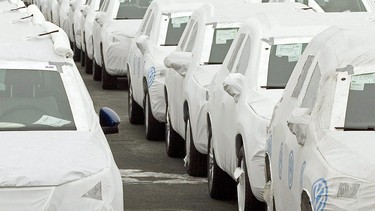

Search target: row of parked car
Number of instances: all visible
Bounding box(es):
[26,0,375,210]
[0,1,123,210]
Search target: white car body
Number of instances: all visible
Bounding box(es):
[92,0,151,83]
[72,0,86,50]
[0,4,123,210]
[266,23,375,210]
[127,0,217,139]
[59,0,72,35]
[68,0,85,44]
[269,0,375,12]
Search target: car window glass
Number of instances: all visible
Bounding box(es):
[234,36,251,75]
[179,20,194,50]
[344,72,375,128]
[145,13,154,36]
[99,0,105,9]
[140,10,151,33]
[301,63,321,110]
[0,69,76,131]
[163,16,190,46]
[296,0,308,5]
[185,22,198,52]
[292,55,315,98]
[262,0,270,2]
[101,0,109,11]
[315,0,367,12]
[227,33,246,71]
[266,43,308,88]
[116,0,151,19]
[86,0,92,5]
[207,28,238,65]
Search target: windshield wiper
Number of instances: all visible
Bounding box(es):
[114,17,141,20]
[160,44,178,46]
[335,126,375,131]
[203,62,222,65]
[260,86,285,89]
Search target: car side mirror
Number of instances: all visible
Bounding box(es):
[81,5,89,17]
[223,73,245,103]
[136,35,149,55]
[287,108,311,146]
[99,107,120,134]
[164,51,192,77]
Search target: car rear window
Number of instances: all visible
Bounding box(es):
[344,72,375,128]
[315,0,367,12]
[0,69,76,131]
[206,28,238,65]
[116,0,152,19]
[163,16,190,46]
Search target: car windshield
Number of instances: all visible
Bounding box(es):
[116,0,152,19]
[206,27,238,65]
[266,43,308,88]
[163,16,190,46]
[314,0,367,12]
[344,72,375,128]
[0,69,76,131]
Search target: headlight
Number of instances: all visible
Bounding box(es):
[81,182,102,201]
[336,183,360,199]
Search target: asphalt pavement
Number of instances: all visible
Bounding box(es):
[77,63,238,211]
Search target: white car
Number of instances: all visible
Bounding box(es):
[59,0,72,35]
[127,0,214,140]
[68,0,86,61]
[80,0,105,73]
[0,4,123,210]
[163,0,261,163]
[268,0,375,12]
[206,10,375,211]
[265,23,375,211]
[92,0,151,88]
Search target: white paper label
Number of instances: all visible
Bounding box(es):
[171,16,189,28]
[350,73,375,90]
[276,43,302,62]
[33,115,71,127]
[216,29,237,44]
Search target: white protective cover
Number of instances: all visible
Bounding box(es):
[207,11,375,208]
[81,0,101,58]
[269,0,375,12]
[266,24,375,211]
[72,0,85,48]
[0,3,123,210]
[59,0,71,35]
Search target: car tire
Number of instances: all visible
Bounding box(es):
[165,104,185,158]
[185,118,207,177]
[73,43,81,62]
[101,57,117,90]
[84,48,93,74]
[238,148,266,211]
[92,58,102,81]
[145,92,164,140]
[207,133,236,200]
[80,49,85,67]
[128,78,144,124]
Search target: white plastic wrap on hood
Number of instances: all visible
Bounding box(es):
[27,4,46,25]
[43,21,74,58]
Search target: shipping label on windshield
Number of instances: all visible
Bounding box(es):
[350,73,375,91]
[172,16,189,28]
[276,43,302,62]
[215,29,237,44]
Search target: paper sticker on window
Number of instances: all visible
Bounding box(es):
[350,73,375,91]
[33,115,71,127]
[172,16,189,28]
[216,29,237,44]
[276,43,302,62]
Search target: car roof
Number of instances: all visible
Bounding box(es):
[0,4,73,67]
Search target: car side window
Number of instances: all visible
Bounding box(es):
[184,22,198,52]
[179,20,195,50]
[301,63,321,110]
[101,0,110,12]
[233,36,251,75]
[227,34,246,71]
[291,55,315,98]
[145,13,155,36]
[296,0,308,5]
[140,10,152,34]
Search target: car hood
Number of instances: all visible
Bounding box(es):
[193,65,221,89]
[247,90,283,120]
[107,19,142,39]
[0,131,109,187]
[318,131,375,182]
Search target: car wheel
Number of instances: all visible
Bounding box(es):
[145,92,164,140]
[128,79,144,124]
[165,104,185,158]
[207,133,236,199]
[185,118,207,177]
[73,43,81,62]
[238,148,266,211]
[101,58,117,90]
[84,48,93,74]
[92,58,102,81]
[301,192,312,211]
[80,49,85,67]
